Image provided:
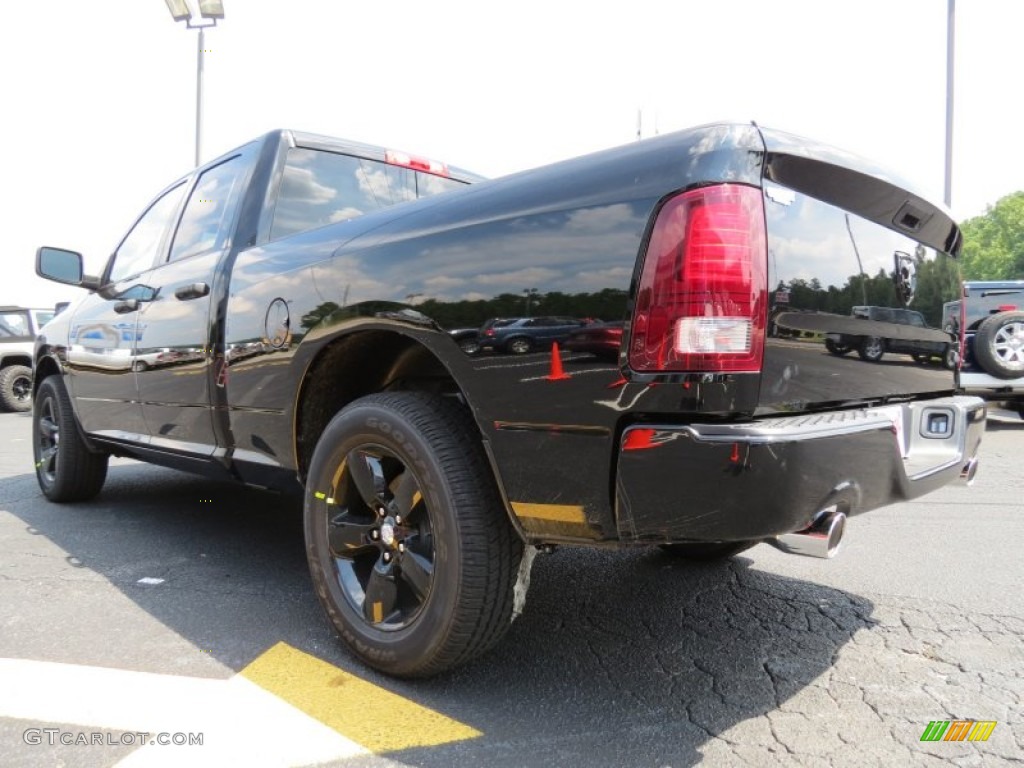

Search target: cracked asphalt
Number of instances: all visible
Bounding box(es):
[1,408,1021,767]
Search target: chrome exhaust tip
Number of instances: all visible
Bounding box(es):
[957,457,979,487]
[770,508,847,559]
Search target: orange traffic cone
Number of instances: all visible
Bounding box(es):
[545,342,571,381]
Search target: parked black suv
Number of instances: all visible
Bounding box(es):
[825,305,954,367]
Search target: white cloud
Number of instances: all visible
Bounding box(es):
[424,275,467,290]
[280,166,336,205]
[475,267,560,288]
[328,207,364,223]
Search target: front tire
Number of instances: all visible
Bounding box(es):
[0,365,33,412]
[857,336,884,362]
[33,376,108,502]
[304,392,523,677]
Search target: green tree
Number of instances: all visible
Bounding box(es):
[960,192,1024,280]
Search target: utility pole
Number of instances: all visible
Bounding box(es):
[944,0,955,208]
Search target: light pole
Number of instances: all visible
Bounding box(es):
[944,0,955,208]
[523,288,539,316]
[163,0,225,168]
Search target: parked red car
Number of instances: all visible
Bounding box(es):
[563,321,624,360]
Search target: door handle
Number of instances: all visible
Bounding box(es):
[175,282,210,300]
[113,299,140,314]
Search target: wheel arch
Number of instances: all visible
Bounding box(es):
[292,327,498,486]
[1,354,32,370]
[33,352,62,394]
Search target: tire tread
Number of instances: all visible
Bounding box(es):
[34,376,108,502]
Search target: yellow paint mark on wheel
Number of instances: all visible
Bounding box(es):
[411,490,422,509]
[510,502,586,524]
[372,601,383,623]
[240,642,481,753]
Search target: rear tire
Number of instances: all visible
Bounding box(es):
[304,392,523,677]
[0,365,33,412]
[659,540,757,561]
[824,339,849,356]
[974,311,1024,380]
[33,376,108,502]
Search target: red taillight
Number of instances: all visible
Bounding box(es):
[484,329,495,337]
[384,149,449,177]
[997,304,1018,312]
[629,184,767,373]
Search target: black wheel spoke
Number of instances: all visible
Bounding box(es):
[39,417,58,439]
[390,470,419,519]
[347,449,387,508]
[363,558,398,624]
[40,445,58,473]
[328,513,377,557]
[398,550,433,602]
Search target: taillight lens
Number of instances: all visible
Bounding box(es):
[630,184,767,373]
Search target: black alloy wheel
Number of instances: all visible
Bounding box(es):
[305,392,522,677]
[32,376,108,501]
[327,444,435,631]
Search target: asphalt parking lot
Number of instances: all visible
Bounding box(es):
[1,407,1021,767]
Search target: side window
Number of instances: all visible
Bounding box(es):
[270,147,467,240]
[109,183,187,283]
[169,155,248,263]
[0,311,31,340]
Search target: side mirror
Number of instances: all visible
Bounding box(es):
[36,246,98,289]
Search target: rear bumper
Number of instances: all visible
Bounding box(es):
[614,395,986,543]
[960,371,1024,396]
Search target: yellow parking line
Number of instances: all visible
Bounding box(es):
[240,642,481,753]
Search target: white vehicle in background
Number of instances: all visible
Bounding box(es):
[0,306,55,411]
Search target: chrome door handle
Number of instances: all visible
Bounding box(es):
[175,282,210,300]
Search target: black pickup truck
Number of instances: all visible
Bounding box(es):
[34,124,984,677]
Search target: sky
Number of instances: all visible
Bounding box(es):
[3,0,1022,309]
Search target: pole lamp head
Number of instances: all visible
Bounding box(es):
[164,0,224,24]
[163,0,193,22]
[197,0,225,19]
